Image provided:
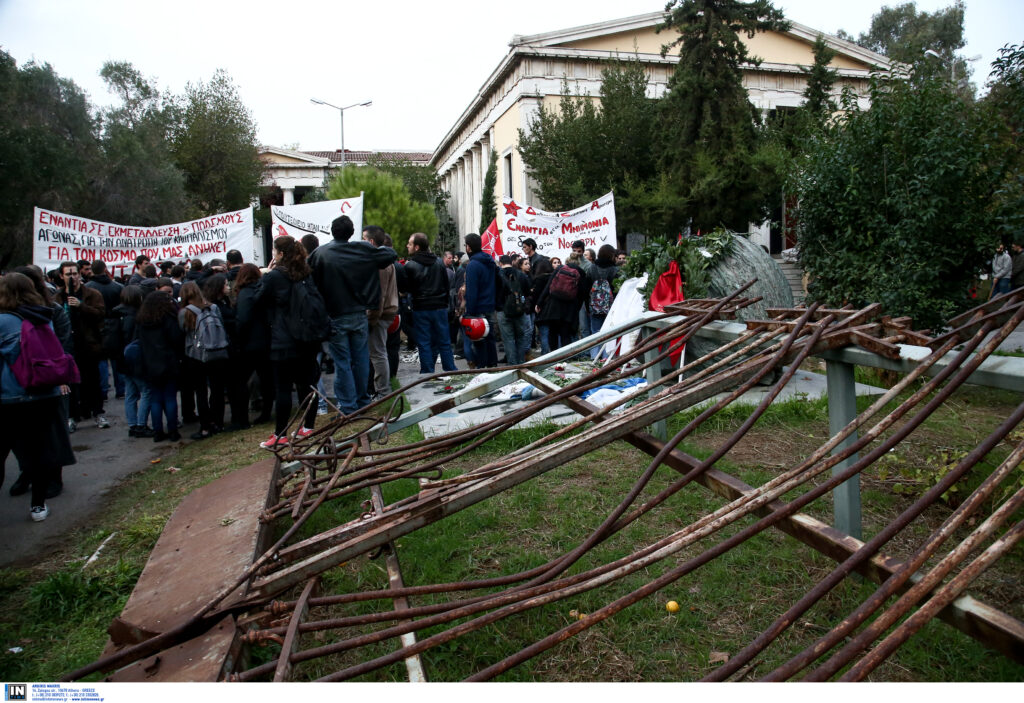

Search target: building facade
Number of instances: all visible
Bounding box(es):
[258,147,432,207]
[430,11,891,253]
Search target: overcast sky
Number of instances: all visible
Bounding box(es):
[1,0,1020,154]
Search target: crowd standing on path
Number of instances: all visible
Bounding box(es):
[0,215,624,523]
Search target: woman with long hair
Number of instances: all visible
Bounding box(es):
[136,290,183,442]
[0,272,77,521]
[232,263,273,426]
[179,280,228,440]
[257,235,319,449]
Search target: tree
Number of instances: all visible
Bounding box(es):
[170,69,265,214]
[983,43,1024,243]
[325,166,437,253]
[850,1,971,92]
[367,154,456,251]
[802,35,839,121]
[795,74,1003,330]
[479,149,497,233]
[518,58,659,236]
[0,51,100,267]
[656,0,790,232]
[91,61,193,225]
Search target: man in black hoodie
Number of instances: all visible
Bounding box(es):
[309,215,397,415]
[401,233,456,374]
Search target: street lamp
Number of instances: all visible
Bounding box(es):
[310,98,372,168]
[923,49,982,84]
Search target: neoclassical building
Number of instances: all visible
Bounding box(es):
[430,11,891,253]
[258,147,432,207]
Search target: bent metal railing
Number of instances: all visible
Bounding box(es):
[65,283,1024,682]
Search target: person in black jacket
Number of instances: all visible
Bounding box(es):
[135,291,183,442]
[113,285,152,437]
[258,236,320,448]
[232,263,273,425]
[308,215,397,415]
[401,232,456,374]
[86,260,126,401]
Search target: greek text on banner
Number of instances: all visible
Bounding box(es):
[33,207,255,278]
[500,191,616,262]
[270,196,363,249]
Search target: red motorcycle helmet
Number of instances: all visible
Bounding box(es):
[460,316,490,341]
[387,314,401,334]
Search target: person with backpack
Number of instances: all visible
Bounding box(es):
[308,216,397,416]
[496,255,532,365]
[179,281,230,441]
[536,254,591,354]
[587,244,619,359]
[135,291,183,442]
[202,274,249,431]
[110,285,152,437]
[463,233,503,369]
[0,272,78,522]
[258,235,324,448]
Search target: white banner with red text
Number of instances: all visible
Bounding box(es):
[33,207,255,278]
[499,192,616,262]
[270,196,363,249]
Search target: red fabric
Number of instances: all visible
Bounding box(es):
[649,261,686,365]
[482,219,504,259]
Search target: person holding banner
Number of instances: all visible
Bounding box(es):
[308,216,397,416]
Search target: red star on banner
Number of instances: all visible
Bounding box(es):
[504,200,521,216]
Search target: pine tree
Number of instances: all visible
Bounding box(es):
[802,35,839,122]
[656,0,789,232]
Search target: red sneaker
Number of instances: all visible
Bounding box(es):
[296,427,314,439]
[260,433,288,449]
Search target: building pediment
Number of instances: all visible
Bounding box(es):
[259,146,331,166]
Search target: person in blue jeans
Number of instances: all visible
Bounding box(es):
[464,234,501,368]
[401,233,457,374]
[308,215,397,415]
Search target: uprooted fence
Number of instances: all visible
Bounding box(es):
[65,282,1024,681]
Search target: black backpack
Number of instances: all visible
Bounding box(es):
[286,277,330,343]
[502,269,529,318]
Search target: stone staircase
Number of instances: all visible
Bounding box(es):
[775,258,806,305]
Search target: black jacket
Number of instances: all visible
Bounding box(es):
[258,267,317,360]
[85,274,123,315]
[401,252,450,310]
[136,314,182,384]
[309,239,398,316]
[234,282,270,354]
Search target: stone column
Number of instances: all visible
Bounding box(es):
[470,143,483,234]
[519,96,543,206]
[282,187,295,206]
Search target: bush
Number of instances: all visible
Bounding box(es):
[795,76,1004,330]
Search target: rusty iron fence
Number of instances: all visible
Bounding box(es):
[65,284,1024,682]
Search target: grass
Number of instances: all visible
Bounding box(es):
[1,380,1022,683]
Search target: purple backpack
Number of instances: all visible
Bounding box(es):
[11,318,80,391]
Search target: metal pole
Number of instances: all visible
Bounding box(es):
[826,359,862,539]
[340,108,345,168]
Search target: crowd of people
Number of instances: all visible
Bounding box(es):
[0,216,625,522]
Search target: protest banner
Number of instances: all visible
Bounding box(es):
[270,196,363,248]
[33,207,255,278]
[499,192,616,261]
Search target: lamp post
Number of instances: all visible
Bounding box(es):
[923,49,982,85]
[310,98,372,168]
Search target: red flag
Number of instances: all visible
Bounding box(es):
[482,218,504,259]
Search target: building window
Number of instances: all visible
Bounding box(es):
[503,152,514,198]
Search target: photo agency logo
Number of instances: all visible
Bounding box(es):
[4,684,26,701]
